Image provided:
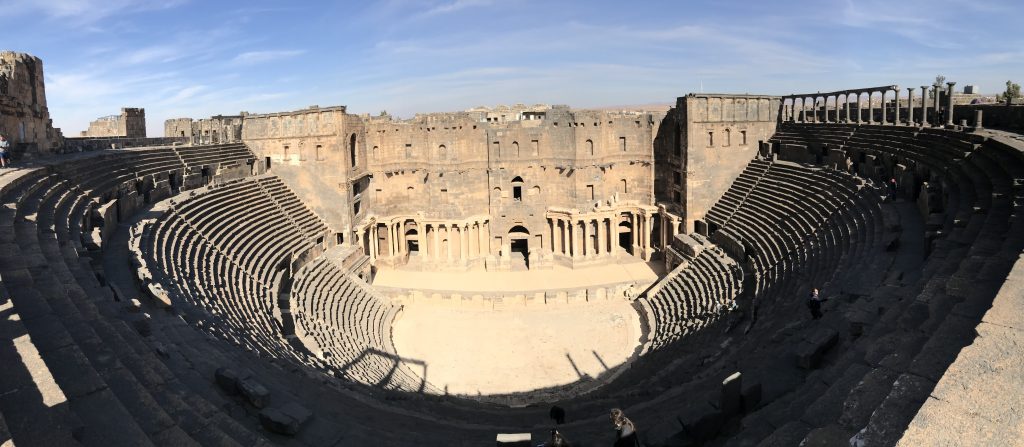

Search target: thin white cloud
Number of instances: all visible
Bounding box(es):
[231,50,307,65]
[0,0,188,26]
[419,0,493,17]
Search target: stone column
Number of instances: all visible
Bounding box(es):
[945,82,956,126]
[461,225,469,261]
[790,98,797,122]
[446,226,453,261]
[932,84,942,127]
[920,86,930,126]
[433,224,441,260]
[477,222,485,256]
[369,225,377,262]
[867,91,875,124]
[799,98,806,123]
[880,90,888,124]
[626,211,634,250]
[907,87,916,125]
[599,217,608,255]
[583,219,592,257]
[893,86,901,125]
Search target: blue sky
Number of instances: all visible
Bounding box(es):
[2,0,1021,137]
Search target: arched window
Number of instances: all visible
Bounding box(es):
[621,179,627,193]
[586,139,594,156]
[511,176,524,201]
[316,144,323,161]
[372,146,379,160]
[512,141,520,157]
[438,144,447,160]
[349,134,357,168]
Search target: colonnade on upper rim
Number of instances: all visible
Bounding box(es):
[780,81,959,127]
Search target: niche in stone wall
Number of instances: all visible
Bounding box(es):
[349,134,357,168]
[586,139,594,156]
[512,176,524,201]
[513,141,520,158]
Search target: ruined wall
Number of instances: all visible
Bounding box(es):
[82,108,146,138]
[164,115,244,144]
[0,51,62,157]
[242,106,365,237]
[656,94,780,233]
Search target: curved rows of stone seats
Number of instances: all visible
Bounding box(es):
[172,142,254,171]
[638,236,742,352]
[701,123,1024,447]
[705,158,886,316]
[138,176,328,364]
[0,147,272,446]
[290,255,424,391]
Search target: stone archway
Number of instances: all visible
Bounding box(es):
[508,225,530,270]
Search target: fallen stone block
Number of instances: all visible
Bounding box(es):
[259,403,312,436]
[794,328,839,369]
[215,367,240,395]
[238,378,271,408]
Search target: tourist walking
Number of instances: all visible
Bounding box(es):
[807,288,824,320]
[0,134,9,168]
[610,408,640,447]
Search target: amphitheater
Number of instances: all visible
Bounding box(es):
[1,51,1022,446]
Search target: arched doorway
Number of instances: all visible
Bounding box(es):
[508,225,530,270]
[618,219,633,255]
[405,227,419,255]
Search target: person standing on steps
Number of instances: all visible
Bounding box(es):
[0,134,9,168]
[888,177,898,199]
[610,408,640,447]
[807,288,825,320]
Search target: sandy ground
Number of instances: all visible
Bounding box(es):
[373,259,663,293]
[392,298,641,396]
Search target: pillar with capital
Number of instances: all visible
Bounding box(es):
[920,86,930,126]
[893,86,901,125]
[932,84,942,127]
[907,87,916,125]
[880,90,888,124]
[945,82,956,126]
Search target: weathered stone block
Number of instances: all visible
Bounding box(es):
[238,378,270,408]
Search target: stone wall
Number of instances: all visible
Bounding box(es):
[954,104,1024,132]
[165,115,244,144]
[656,94,780,233]
[365,106,663,270]
[241,106,364,237]
[0,51,62,157]
[81,108,146,138]
[63,136,186,152]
